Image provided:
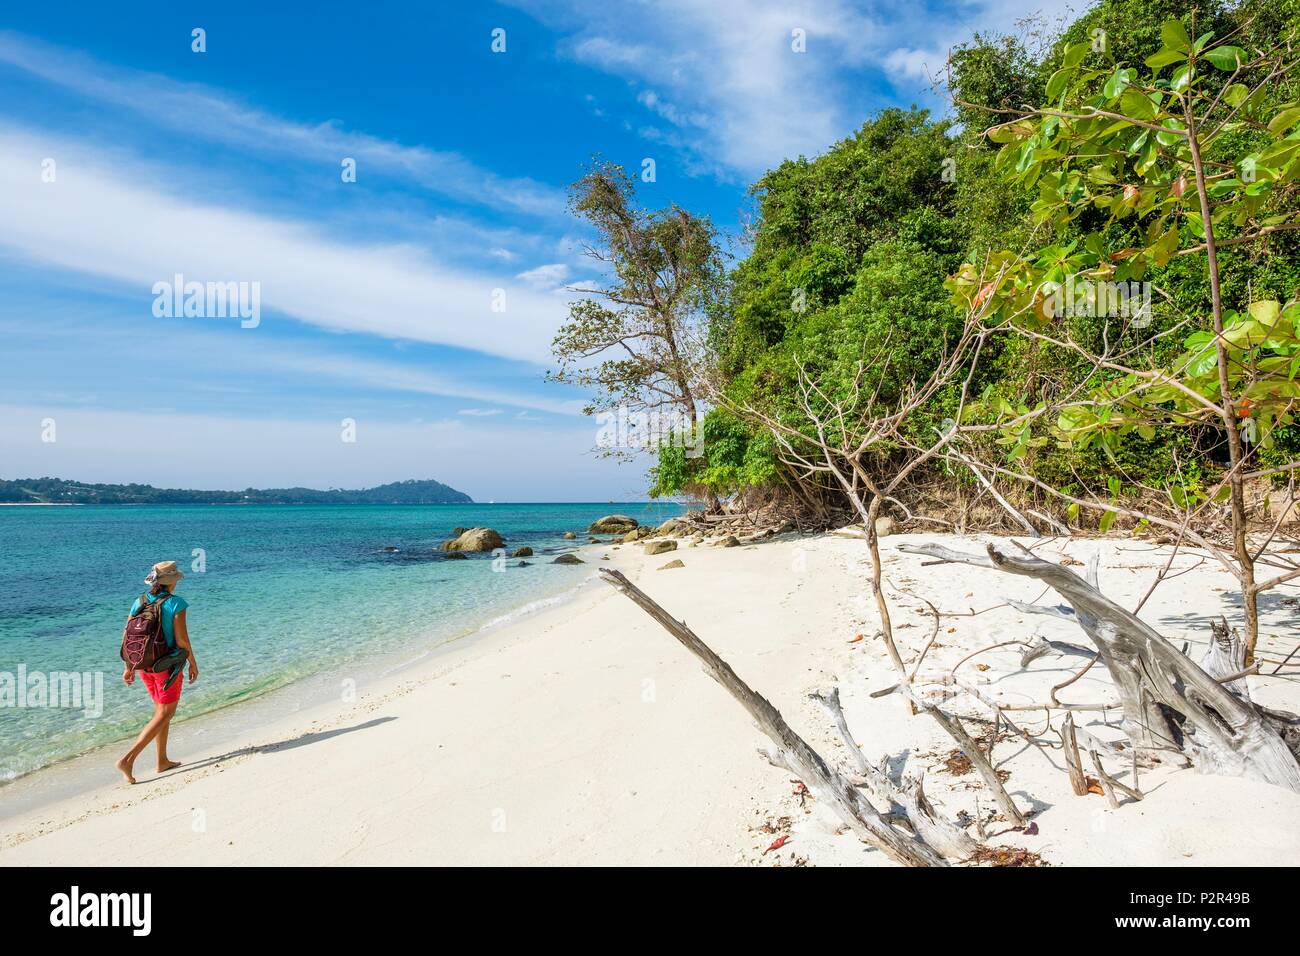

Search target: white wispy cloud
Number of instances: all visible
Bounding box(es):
[515,263,571,289]
[0,124,573,364]
[0,30,567,218]
[512,0,879,176]
[252,352,585,417]
[881,0,1082,84]
[512,0,1084,176]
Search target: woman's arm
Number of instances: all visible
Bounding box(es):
[173,609,199,683]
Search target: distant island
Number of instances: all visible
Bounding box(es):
[0,477,473,505]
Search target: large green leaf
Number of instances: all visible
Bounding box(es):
[1046,68,1072,100]
[1223,83,1250,108]
[1204,46,1247,71]
[1103,68,1135,100]
[1063,41,1091,68]
[1156,117,1185,146]
[1161,20,1192,53]
[1249,300,1282,327]
[1146,48,1187,70]
[1120,88,1158,121]
[1268,107,1300,135]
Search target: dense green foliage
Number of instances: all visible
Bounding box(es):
[0,477,473,505]
[655,0,1300,510]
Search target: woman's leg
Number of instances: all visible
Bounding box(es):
[116,701,178,784]
[155,705,182,772]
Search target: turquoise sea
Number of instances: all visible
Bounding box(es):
[0,502,684,783]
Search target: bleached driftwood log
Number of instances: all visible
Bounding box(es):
[598,568,947,866]
[809,687,979,859]
[1202,617,1252,702]
[899,541,1300,793]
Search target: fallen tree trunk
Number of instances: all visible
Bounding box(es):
[598,568,949,866]
[898,542,1300,793]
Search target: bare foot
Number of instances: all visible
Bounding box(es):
[156,759,182,773]
[115,756,137,785]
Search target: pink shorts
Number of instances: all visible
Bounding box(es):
[140,669,184,705]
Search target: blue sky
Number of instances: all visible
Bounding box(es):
[0,0,1076,501]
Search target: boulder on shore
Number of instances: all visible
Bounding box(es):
[622,526,653,543]
[441,527,505,552]
[644,539,677,556]
[553,553,583,565]
[657,518,684,536]
[510,546,533,558]
[715,535,740,548]
[589,514,638,534]
[658,558,685,570]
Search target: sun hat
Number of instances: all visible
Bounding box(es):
[144,560,185,587]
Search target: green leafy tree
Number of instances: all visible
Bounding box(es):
[951,12,1300,655]
[550,163,724,466]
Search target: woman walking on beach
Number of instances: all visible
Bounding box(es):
[116,561,199,784]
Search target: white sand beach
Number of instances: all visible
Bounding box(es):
[3,531,1299,866]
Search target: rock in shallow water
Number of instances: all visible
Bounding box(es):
[553,553,583,564]
[589,515,638,534]
[441,527,505,552]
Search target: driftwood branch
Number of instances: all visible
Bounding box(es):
[599,568,947,866]
[875,681,1027,826]
[809,687,978,860]
[1090,749,1143,807]
[899,542,1300,792]
[1060,713,1089,796]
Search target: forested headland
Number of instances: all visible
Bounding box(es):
[554,0,1300,656]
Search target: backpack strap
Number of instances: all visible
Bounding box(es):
[136,591,168,615]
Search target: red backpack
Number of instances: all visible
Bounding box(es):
[120,592,171,670]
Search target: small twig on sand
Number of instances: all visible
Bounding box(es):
[1059,713,1089,796]
[1090,749,1143,807]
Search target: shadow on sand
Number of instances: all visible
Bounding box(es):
[153,716,397,781]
